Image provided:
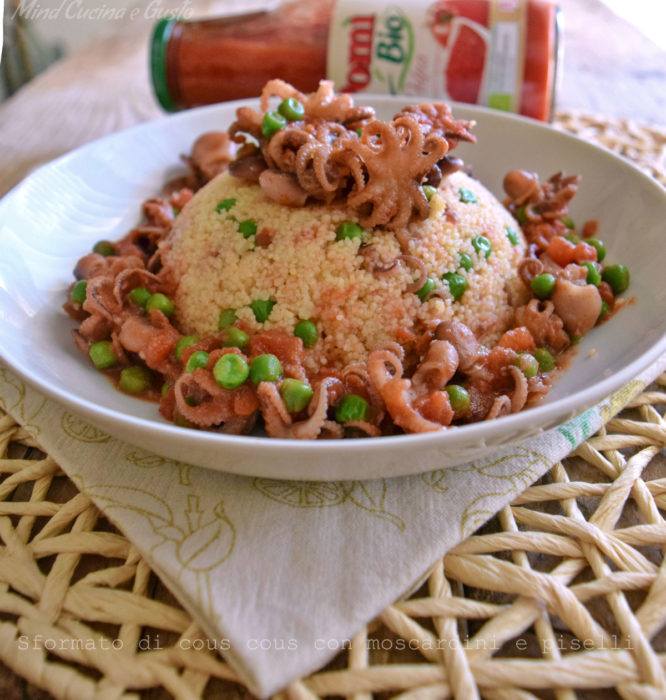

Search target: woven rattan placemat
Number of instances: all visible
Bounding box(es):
[1,112,665,699]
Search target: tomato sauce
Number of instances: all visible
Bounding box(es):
[152,0,559,121]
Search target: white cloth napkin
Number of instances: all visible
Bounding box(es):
[1,354,664,695]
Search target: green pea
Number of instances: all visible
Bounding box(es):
[119,365,152,394]
[129,286,151,308]
[534,348,555,372]
[514,353,539,379]
[445,385,470,414]
[174,335,199,360]
[335,220,364,242]
[458,253,474,271]
[161,382,171,397]
[586,238,606,262]
[218,308,238,330]
[238,219,258,238]
[280,378,313,413]
[564,234,580,244]
[601,264,630,295]
[355,127,363,137]
[261,110,287,138]
[416,277,436,302]
[459,188,477,204]
[442,272,467,302]
[70,280,87,305]
[278,97,305,121]
[93,240,115,257]
[89,340,118,370]
[145,292,174,318]
[250,298,276,323]
[472,235,492,259]
[185,350,209,373]
[335,394,370,423]
[531,273,556,300]
[581,261,601,286]
[213,353,250,390]
[423,184,437,201]
[506,227,520,246]
[294,320,318,348]
[599,300,610,320]
[216,198,236,213]
[223,327,249,349]
[249,354,282,384]
[561,216,576,230]
[515,206,528,224]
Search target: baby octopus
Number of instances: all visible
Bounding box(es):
[367,341,458,433]
[225,79,475,231]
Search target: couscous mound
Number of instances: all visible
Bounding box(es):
[162,170,527,373]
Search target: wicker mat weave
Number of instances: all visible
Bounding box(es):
[1,112,665,700]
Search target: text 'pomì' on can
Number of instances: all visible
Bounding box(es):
[151,0,561,121]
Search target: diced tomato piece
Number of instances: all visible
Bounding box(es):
[572,241,598,263]
[498,326,536,352]
[145,332,177,366]
[414,390,454,426]
[547,236,598,266]
[546,236,576,266]
[233,385,260,416]
[582,220,599,238]
[159,387,176,421]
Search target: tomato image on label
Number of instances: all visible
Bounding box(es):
[427,0,490,103]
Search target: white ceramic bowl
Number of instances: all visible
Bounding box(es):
[1,98,665,481]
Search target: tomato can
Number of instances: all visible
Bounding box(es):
[151,0,560,121]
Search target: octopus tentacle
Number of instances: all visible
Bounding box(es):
[260,79,305,112]
[113,268,163,306]
[424,289,449,303]
[514,299,569,351]
[485,395,512,420]
[412,340,459,390]
[256,382,292,438]
[381,378,449,433]
[377,341,405,361]
[434,320,480,372]
[84,276,122,321]
[342,363,385,423]
[343,421,382,437]
[291,377,336,439]
[367,349,403,391]
[518,258,544,287]
[399,255,428,293]
[173,372,229,428]
[508,365,529,413]
[266,125,314,170]
[257,378,336,440]
[320,420,344,439]
[78,313,112,344]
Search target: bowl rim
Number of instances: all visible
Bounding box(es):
[1,96,665,456]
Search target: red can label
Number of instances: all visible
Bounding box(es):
[328,0,556,120]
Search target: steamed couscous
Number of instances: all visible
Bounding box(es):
[64,80,630,440]
[163,170,527,374]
